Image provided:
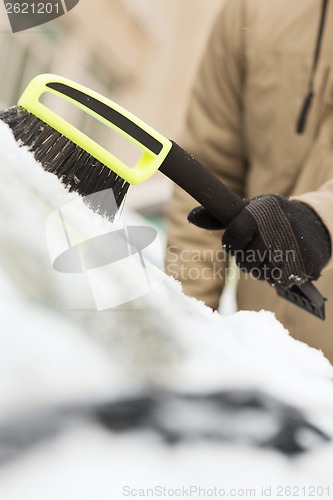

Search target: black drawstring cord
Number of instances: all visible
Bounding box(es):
[296,0,329,134]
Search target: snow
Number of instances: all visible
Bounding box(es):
[1,118,333,498]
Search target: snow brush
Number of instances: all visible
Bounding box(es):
[0,74,326,320]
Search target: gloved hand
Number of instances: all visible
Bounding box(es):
[188,194,331,288]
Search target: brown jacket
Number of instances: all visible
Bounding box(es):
[166,0,333,361]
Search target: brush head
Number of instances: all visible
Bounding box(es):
[0,106,130,220]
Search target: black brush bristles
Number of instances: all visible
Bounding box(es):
[0,106,130,220]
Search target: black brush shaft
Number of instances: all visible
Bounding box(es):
[160,141,246,225]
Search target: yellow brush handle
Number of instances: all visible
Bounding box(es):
[19,74,172,184]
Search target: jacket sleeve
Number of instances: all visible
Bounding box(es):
[290,92,333,273]
[292,178,333,271]
[165,0,247,310]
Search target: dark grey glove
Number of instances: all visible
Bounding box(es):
[188,194,331,288]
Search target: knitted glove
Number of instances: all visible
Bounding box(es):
[188,194,331,288]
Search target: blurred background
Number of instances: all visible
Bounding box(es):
[0,0,223,224]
